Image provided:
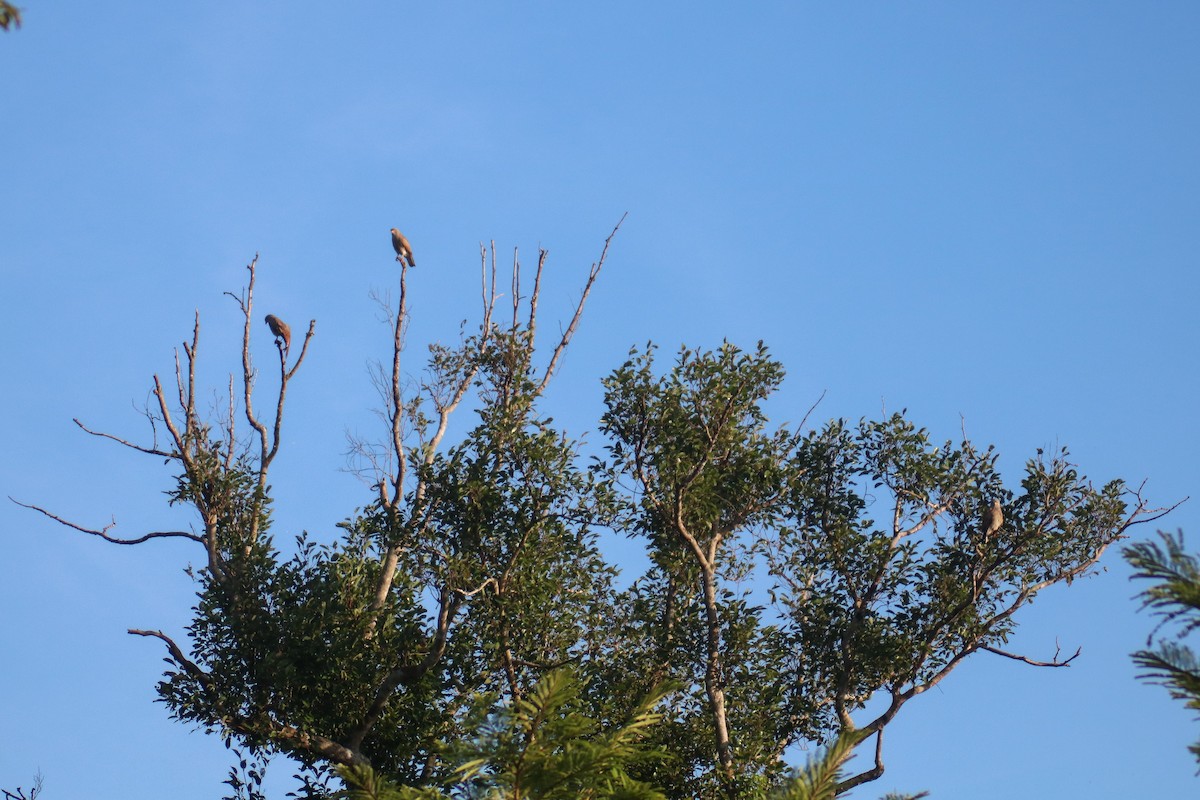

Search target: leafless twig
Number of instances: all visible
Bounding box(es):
[535,212,626,396]
[982,642,1081,667]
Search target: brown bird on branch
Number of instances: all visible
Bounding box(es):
[390,228,415,268]
[264,314,291,351]
[982,498,1003,537]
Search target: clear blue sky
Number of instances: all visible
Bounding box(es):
[2,3,1198,797]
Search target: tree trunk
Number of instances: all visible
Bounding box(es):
[700,564,735,788]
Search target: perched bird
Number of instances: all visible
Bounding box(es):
[390,228,416,268]
[264,314,291,351]
[982,498,1003,537]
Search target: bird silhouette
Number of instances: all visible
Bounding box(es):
[390,228,416,268]
[265,314,291,351]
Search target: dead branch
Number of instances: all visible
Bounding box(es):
[1127,485,1187,526]
[368,244,497,621]
[222,255,315,544]
[267,317,316,469]
[151,375,189,469]
[387,258,410,509]
[534,212,626,396]
[796,388,826,433]
[174,336,188,413]
[72,417,175,459]
[982,642,1081,667]
[511,246,521,330]
[285,320,317,382]
[10,498,203,545]
[179,312,202,438]
[230,257,270,479]
[528,248,546,338]
[224,375,236,469]
[128,628,212,687]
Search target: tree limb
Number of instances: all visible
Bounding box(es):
[346,589,461,750]
[534,212,626,396]
[11,498,204,545]
[982,643,1080,667]
[128,628,212,687]
[72,417,176,459]
[836,729,885,794]
[131,628,368,766]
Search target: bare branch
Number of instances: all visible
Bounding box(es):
[128,628,212,686]
[11,498,204,545]
[796,388,826,433]
[368,245,498,623]
[72,417,176,459]
[174,342,187,412]
[1127,488,1188,526]
[152,375,188,464]
[235,257,269,479]
[223,255,315,545]
[173,312,202,443]
[480,242,489,320]
[284,320,317,382]
[534,212,626,396]
[982,642,1081,667]
[511,246,521,330]
[265,318,316,469]
[387,261,410,508]
[528,248,546,338]
[224,375,236,469]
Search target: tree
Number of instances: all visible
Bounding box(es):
[594,342,1169,797]
[16,223,1174,798]
[1126,530,1200,763]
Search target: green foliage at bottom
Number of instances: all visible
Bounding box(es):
[334,669,668,800]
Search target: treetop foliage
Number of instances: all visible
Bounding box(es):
[18,228,1173,798]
